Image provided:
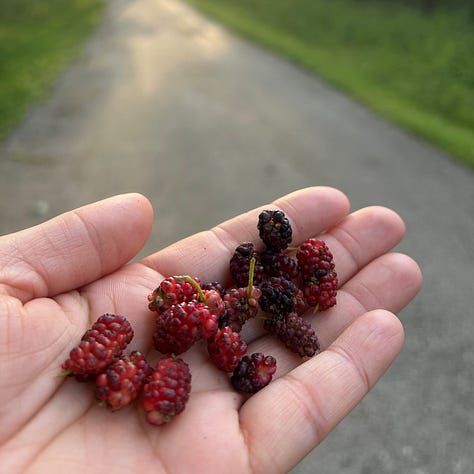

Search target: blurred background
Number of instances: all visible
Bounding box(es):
[0,1,473,473]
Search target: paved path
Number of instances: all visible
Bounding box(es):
[1,1,473,472]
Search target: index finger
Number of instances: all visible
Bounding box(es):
[141,186,350,283]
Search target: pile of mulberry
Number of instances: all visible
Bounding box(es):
[60,208,337,426]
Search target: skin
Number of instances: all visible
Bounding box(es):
[0,187,422,474]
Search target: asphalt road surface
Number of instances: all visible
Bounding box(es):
[0,1,473,472]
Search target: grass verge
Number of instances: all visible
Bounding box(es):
[0,0,104,141]
[186,0,474,168]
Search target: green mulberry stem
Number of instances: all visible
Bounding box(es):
[175,275,206,303]
[247,257,256,300]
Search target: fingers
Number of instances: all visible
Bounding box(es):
[244,251,420,360]
[142,186,350,282]
[0,194,153,302]
[239,310,405,473]
[142,189,406,292]
[315,252,422,348]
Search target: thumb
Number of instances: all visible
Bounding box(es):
[0,193,153,302]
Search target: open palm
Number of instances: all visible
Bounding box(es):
[0,187,422,473]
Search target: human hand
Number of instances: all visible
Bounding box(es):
[0,187,422,473]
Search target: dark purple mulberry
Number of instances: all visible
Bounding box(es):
[261,249,299,280]
[231,353,277,393]
[264,313,320,357]
[257,209,292,251]
[259,277,299,317]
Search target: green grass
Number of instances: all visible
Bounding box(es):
[0,0,104,141]
[186,0,474,168]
